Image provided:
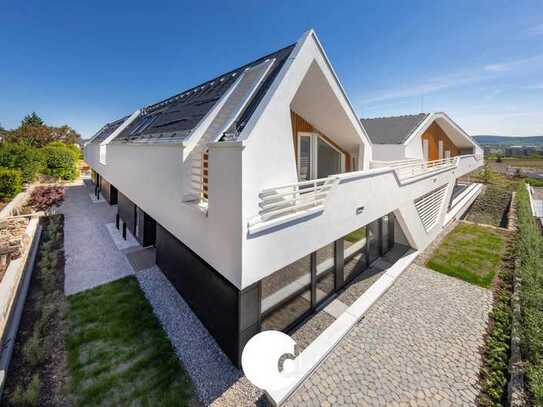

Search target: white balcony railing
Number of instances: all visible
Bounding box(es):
[370,158,422,169]
[248,177,339,233]
[393,156,459,181]
[248,155,479,234]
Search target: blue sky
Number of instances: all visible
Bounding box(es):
[1,1,542,138]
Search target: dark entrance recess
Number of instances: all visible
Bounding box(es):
[136,207,156,247]
[99,176,118,205]
[155,224,258,367]
[117,191,137,235]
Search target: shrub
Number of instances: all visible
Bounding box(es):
[516,183,543,404]
[43,145,78,180]
[46,141,80,160]
[10,373,40,406]
[0,167,22,199]
[0,143,43,184]
[28,186,64,211]
[526,178,543,187]
[23,326,45,367]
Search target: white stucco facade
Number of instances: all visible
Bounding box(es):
[85,30,483,291]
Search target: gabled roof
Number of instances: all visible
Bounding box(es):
[360,113,429,145]
[88,116,129,144]
[91,43,295,144]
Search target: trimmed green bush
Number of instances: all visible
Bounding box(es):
[0,167,22,199]
[46,141,80,161]
[516,183,543,404]
[43,145,78,180]
[526,178,543,187]
[0,142,43,184]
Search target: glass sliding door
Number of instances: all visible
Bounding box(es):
[261,254,312,332]
[298,134,312,181]
[317,137,343,178]
[297,132,345,181]
[381,215,391,254]
[367,220,381,264]
[315,243,335,304]
[342,227,368,283]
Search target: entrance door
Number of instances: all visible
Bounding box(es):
[298,132,345,180]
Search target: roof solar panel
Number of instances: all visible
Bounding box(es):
[105,43,295,144]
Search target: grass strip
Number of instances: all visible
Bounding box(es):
[66,276,194,406]
[426,223,506,288]
[516,183,543,404]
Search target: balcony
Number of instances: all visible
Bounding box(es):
[248,154,483,234]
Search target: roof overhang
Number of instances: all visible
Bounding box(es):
[403,112,480,150]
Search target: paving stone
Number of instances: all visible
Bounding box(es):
[285,265,492,406]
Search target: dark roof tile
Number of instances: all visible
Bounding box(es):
[361,113,429,144]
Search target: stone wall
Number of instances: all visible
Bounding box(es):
[0,217,30,276]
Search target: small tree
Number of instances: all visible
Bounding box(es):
[43,145,78,180]
[0,143,43,183]
[21,112,44,127]
[0,167,22,199]
[496,153,502,163]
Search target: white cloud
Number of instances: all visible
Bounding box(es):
[484,64,508,72]
[528,23,543,35]
[456,111,543,136]
[358,54,543,106]
[359,71,486,104]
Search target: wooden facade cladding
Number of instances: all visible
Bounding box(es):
[290,111,351,172]
[420,122,460,161]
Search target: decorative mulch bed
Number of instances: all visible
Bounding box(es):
[1,215,70,406]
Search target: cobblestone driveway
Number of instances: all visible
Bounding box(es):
[286,264,492,407]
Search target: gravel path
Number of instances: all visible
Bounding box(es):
[60,181,134,295]
[286,264,493,406]
[135,267,262,406]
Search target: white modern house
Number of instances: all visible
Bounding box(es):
[84,29,483,365]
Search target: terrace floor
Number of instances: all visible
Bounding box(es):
[285,264,492,407]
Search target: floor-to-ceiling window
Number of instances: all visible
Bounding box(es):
[261,254,312,331]
[260,212,400,333]
[315,243,336,304]
[297,132,345,180]
[367,220,381,264]
[342,227,368,283]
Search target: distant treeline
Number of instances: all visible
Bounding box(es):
[474,135,543,145]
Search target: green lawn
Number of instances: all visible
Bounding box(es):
[66,276,194,406]
[426,223,506,288]
[344,226,366,243]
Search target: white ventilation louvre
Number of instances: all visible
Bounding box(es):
[415,185,448,231]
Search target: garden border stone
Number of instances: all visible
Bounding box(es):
[0,216,41,395]
[0,186,35,219]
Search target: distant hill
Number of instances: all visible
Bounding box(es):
[474,135,543,145]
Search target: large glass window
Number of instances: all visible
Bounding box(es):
[261,255,312,331]
[297,133,345,181]
[315,243,335,303]
[298,135,312,181]
[368,220,381,264]
[381,214,395,254]
[317,137,343,178]
[342,227,368,282]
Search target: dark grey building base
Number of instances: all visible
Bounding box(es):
[155,224,259,367]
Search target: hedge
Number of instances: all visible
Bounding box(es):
[516,183,543,403]
[0,167,23,199]
[525,178,543,188]
[43,145,78,180]
[0,142,43,184]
